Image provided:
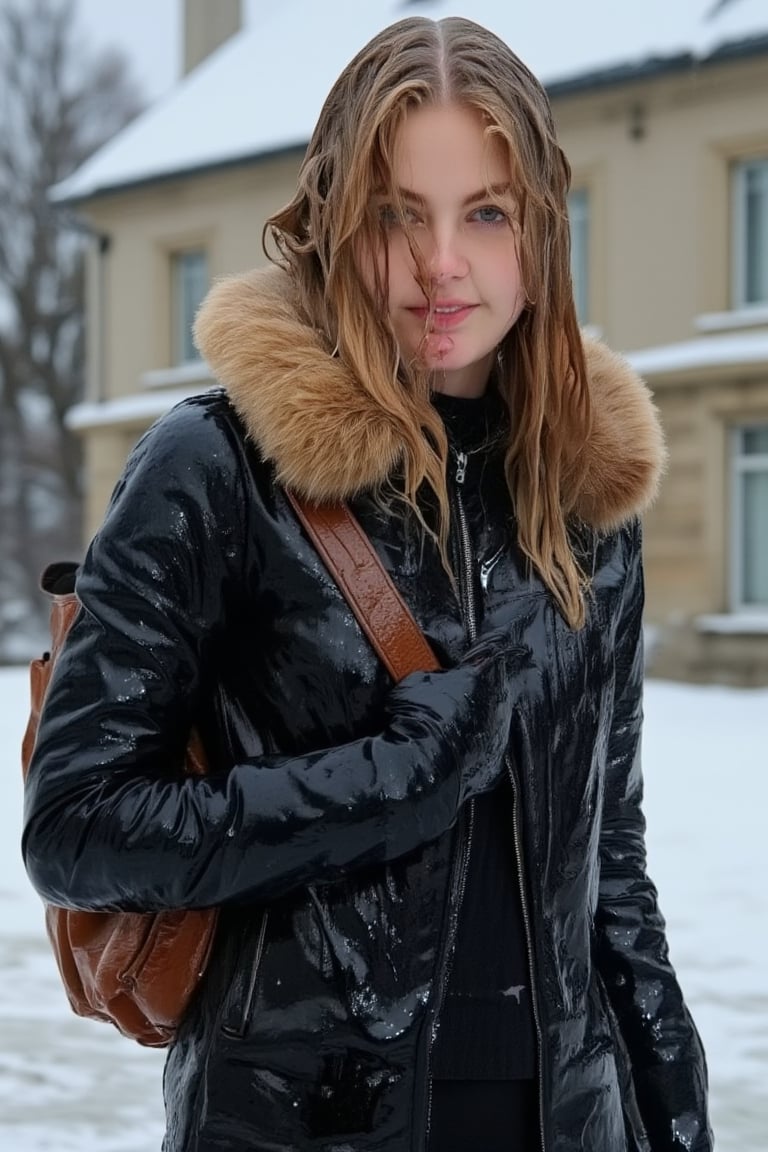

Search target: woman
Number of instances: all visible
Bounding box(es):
[23,16,712,1152]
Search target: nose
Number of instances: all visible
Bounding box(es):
[425,225,469,283]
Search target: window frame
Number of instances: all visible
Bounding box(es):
[171,247,209,366]
[730,423,768,614]
[732,156,768,310]
[567,186,590,326]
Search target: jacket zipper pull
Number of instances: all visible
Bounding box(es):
[455,451,468,485]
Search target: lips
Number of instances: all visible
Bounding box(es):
[409,302,478,330]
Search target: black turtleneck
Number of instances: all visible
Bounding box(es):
[428,386,536,1082]
[430,386,506,455]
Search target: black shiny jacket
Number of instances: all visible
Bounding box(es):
[23,268,711,1151]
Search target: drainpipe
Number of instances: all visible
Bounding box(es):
[93,230,111,404]
[57,211,112,404]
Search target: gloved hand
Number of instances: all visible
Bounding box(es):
[384,631,532,812]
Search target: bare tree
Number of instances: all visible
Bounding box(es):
[0,0,143,659]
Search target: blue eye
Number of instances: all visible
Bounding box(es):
[378,204,420,228]
[472,206,507,225]
[378,205,399,227]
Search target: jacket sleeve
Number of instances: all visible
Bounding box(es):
[22,400,501,914]
[594,521,713,1152]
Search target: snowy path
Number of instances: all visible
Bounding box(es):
[2,668,766,1150]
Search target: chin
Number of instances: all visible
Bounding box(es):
[427,351,480,372]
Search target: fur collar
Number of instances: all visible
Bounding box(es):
[194,265,666,531]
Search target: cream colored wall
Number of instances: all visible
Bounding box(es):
[642,373,767,622]
[553,54,768,350]
[80,157,302,534]
[85,155,302,403]
[552,56,768,649]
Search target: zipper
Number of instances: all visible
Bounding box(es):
[423,450,478,1148]
[423,801,475,1146]
[453,459,478,638]
[220,909,269,1038]
[457,450,544,1150]
[506,752,546,1152]
[427,445,547,1152]
[454,449,468,486]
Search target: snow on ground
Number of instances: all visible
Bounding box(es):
[1,665,766,1150]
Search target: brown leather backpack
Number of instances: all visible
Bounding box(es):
[21,496,438,1047]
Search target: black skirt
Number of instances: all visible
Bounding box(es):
[427,1079,538,1152]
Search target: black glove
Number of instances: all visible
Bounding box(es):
[385,632,532,810]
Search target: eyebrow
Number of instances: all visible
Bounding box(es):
[393,184,512,207]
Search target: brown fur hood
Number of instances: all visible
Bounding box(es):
[194,265,666,531]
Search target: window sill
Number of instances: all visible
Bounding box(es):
[695,306,768,334]
[66,386,217,432]
[695,613,768,635]
[140,361,213,390]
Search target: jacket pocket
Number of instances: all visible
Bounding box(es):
[219,910,269,1038]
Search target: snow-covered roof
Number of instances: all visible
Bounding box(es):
[53,0,768,203]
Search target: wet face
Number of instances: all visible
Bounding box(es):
[373,102,525,398]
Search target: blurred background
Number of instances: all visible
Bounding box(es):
[1,1,766,1149]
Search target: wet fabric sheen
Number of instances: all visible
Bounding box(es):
[23,393,712,1152]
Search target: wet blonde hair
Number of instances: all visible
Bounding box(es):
[265,16,592,628]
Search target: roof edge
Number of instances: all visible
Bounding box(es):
[51,31,768,207]
[706,29,768,62]
[548,31,768,98]
[547,50,695,98]
[49,142,307,207]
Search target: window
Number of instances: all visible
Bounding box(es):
[732,425,768,611]
[172,249,209,364]
[567,188,590,324]
[732,158,768,308]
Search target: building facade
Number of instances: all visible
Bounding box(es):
[62,5,768,684]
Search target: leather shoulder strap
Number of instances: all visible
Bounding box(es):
[286,493,440,682]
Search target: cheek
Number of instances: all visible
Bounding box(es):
[480,246,525,330]
[495,247,525,307]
